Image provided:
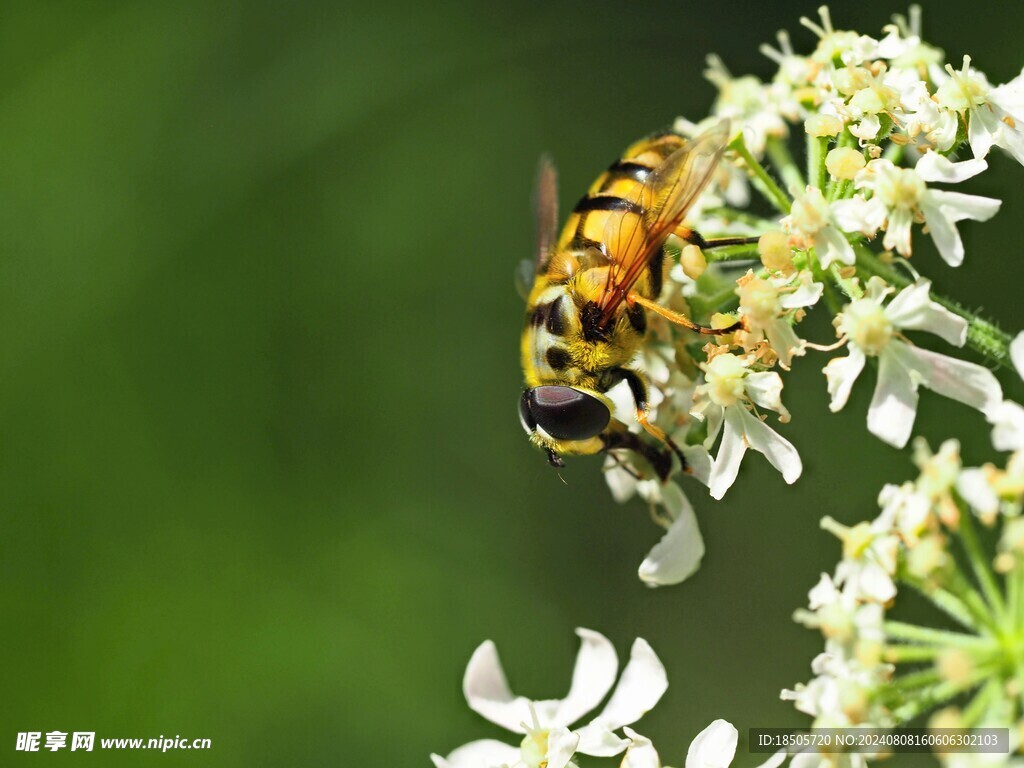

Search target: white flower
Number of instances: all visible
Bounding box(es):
[783,186,855,268]
[603,444,712,587]
[820,516,900,604]
[760,29,814,91]
[691,353,802,499]
[877,6,944,72]
[823,277,1002,448]
[989,400,1024,453]
[877,481,932,545]
[704,55,790,156]
[832,154,1001,267]
[736,270,823,368]
[635,480,705,587]
[781,651,889,728]
[619,721,786,768]
[936,56,1024,165]
[892,73,959,152]
[987,332,1024,452]
[800,6,880,67]
[432,629,668,768]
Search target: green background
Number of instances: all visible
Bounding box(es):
[1,1,1021,765]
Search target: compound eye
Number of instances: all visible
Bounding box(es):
[527,386,610,441]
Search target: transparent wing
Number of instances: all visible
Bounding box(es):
[597,120,730,326]
[533,154,559,273]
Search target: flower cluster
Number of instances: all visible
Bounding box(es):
[595,4,1019,587]
[786,436,1024,766]
[433,628,785,768]
[441,7,1024,768]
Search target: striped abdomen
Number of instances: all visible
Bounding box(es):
[555,131,687,255]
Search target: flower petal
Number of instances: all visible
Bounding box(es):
[836,558,897,603]
[919,196,965,266]
[621,729,661,768]
[914,151,988,183]
[815,225,856,268]
[890,342,1003,415]
[927,189,1002,224]
[685,720,739,768]
[638,495,705,587]
[968,104,1001,160]
[545,727,580,768]
[733,405,802,485]
[1012,331,1024,378]
[867,347,920,448]
[463,641,533,733]
[780,279,823,310]
[431,740,521,768]
[708,409,747,500]
[573,725,631,758]
[604,455,639,503]
[824,346,866,412]
[745,371,788,417]
[756,750,789,768]
[682,444,714,487]
[956,469,999,518]
[989,400,1024,452]
[551,629,620,727]
[883,279,967,346]
[579,638,667,750]
[832,196,886,236]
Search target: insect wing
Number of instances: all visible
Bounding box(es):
[533,154,559,273]
[597,120,730,324]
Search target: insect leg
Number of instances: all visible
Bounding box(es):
[608,368,690,476]
[603,429,673,482]
[673,225,759,250]
[628,292,743,335]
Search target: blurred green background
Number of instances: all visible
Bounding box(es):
[0,1,1022,765]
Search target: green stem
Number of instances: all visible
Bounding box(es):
[820,278,844,316]
[882,142,905,165]
[704,244,762,263]
[1017,561,1024,633]
[901,574,982,632]
[829,261,863,300]
[728,134,792,215]
[961,677,999,726]
[808,135,829,191]
[854,245,1014,369]
[829,178,854,201]
[883,643,945,663]
[766,136,804,192]
[1016,657,1024,720]
[891,667,942,691]
[1007,562,1019,636]
[883,621,993,649]
[942,566,1001,636]
[891,675,986,722]
[957,503,1007,623]
[702,206,780,230]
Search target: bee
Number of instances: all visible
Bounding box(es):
[518,120,751,478]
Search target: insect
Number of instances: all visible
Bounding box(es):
[518,120,753,478]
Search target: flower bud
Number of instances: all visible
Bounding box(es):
[936,649,974,686]
[758,230,794,272]
[805,113,844,137]
[826,147,866,180]
[680,244,707,280]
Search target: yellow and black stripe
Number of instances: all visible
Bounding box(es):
[555,130,687,252]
